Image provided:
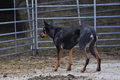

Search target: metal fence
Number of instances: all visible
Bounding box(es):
[0,0,120,57]
[35,0,120,49]
[0,0,35,57]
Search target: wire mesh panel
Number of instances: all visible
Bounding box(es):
[0,0,35,57]
[35,0,120,50]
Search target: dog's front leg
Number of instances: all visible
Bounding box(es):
[67,48,73,71]
[52,48,63,71]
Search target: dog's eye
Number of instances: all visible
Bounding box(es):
[43,28,46,33]
[43,30,45,33]
[43,31,45,33]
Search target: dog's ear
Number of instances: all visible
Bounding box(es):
[44,20,50,26]
[50,20,55,26]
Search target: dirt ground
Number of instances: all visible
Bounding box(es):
[0,51,120,80]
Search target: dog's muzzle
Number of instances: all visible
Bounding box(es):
[39,32,49,38]
[39,32,45,38]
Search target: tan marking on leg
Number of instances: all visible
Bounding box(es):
[52,48,63,71]
[67,48,73,71]
[94,44,101,71]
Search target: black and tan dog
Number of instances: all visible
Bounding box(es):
[40,20,101,72]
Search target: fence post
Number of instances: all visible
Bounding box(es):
[34,0,39,55]
[14,0,18,53]
[32,0,36,55]
[76,0,81,25]
[94,0,97,31]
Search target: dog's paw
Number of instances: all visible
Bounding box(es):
[96,67,101,71]
[81,68,86,73]
[52,68,58,71]
[67,68,71,71]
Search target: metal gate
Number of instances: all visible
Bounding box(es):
[35,0,120,50]
[0,0,120,57]
[0,0,35,57]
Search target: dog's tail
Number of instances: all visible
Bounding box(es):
[89,32,97,58]
[79,28,97,58]
[79,30,94,50]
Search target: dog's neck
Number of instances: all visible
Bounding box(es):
[50,26,62,39]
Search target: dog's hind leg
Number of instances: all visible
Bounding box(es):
[79,32,94,72]
[67,48,73,71]
[94,44,101,71]
[80,47,90,72]
[52,48,63,71]
[89,41,101,71]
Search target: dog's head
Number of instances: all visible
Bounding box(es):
[40,20,55,38]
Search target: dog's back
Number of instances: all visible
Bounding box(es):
[54,24,97,49]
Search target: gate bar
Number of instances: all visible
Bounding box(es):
[0,43,34,51]
[0,50,32,57]
[0,7,33,11]
[37,3,120,7]
[37,15,120,20]
[38,0,74,5]
[0,30,34,36]
[0,37,34,43]
[0,20,34,25]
